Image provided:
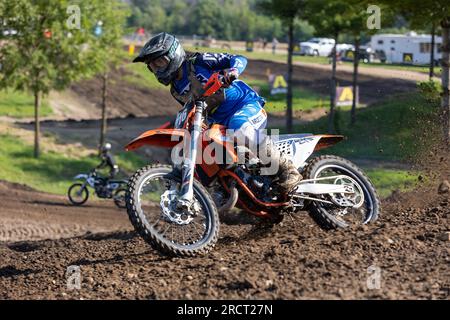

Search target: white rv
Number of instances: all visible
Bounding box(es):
[370,32,442,65]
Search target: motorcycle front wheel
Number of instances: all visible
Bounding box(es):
[126,164,220,257]
[68,183,89,206]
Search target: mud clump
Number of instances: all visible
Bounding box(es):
[438,180,450,194]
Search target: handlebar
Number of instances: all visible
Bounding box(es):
[201,72,224,98]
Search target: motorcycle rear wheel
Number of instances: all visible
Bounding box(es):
[303,155,380,229]
[113,188,127,209]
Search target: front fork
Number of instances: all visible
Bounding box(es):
[177,101,205,209]
[77,181,88,196]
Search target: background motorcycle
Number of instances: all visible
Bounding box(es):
[68,169,127,208]
[124,72,380,256]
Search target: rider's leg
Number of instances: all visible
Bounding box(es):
[227,102,302,194]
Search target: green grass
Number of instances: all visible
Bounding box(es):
[122,63,167,90]
[0,134,145,195]
[244,78,329,112]
[283,93,440,162]
[186,45,442,76]
[363,168,421,198]
[0,132,423,198]
[346,61,443,76]
[185,45,329,64]
[0,90,52,118]
[271,92,439,198]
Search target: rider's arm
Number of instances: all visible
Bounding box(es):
[196,53,247,77]
[105,153,116,168]
[96,157,107,169]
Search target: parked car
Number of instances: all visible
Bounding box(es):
[341,46,375,64]
[2,29,17,36]
[297,38,335,57]
[336,43,354,55]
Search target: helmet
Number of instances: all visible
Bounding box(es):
[132,32,186,86]
[102,143,112,152]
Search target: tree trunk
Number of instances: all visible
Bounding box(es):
[441,19,450,146]
[351,37,360,125]
[286,20,294,134]
[429,22,436,80]
[99,73,108,152]
[34,90,41,158]
[328,33,338,134]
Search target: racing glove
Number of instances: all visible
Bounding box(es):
[222,68,239,87]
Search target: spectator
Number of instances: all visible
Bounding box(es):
[263,38,268,51]
[272,37,279,55]
[135,27,145,42]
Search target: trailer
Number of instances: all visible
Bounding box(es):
[370,32,442,65]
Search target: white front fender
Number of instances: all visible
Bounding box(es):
[74,174,88,181]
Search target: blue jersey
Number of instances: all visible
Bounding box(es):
[171,53,265,124]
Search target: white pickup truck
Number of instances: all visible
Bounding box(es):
[298,38,335,56]
[296,38,354,57]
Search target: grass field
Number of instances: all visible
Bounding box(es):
[270,92,439,196]
[0,133,145,195]
[363,168,421,198]
[185,45,441,76]
[123,62,167,90]
[285,93,440,162]
[184,45,329,64]
[243,78,329,112]
[0,90,53,118]
[0,118,424,198]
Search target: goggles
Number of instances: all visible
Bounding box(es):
[146,55,170,73]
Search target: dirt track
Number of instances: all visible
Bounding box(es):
[0,178,448,300]
[0,181,131,243]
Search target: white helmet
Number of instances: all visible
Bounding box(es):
[102,143,112,152]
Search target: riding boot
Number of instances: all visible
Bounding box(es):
[258,137,302,194]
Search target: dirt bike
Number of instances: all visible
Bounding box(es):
[124,72,380,257]
[68,169,127,209]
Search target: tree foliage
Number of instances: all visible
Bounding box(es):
[126,0,313,41]
[0,0,127,94]
[0,0,128,157]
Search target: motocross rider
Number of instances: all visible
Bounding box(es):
[97,143,119,179]
[132,32,302,193]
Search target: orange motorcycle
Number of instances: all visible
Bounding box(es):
[124,73,380,256]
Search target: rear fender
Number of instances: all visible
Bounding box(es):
[275,134,344,169]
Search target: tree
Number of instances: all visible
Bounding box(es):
[257,0,307,133]
[92,14,128,152]
[0,0,127,157]
[344,2,391,125]
[191,0,221,38]
[395,3,443,80]
[307,0,354,133]
[125,0,311,47]
[376,0,450,145]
